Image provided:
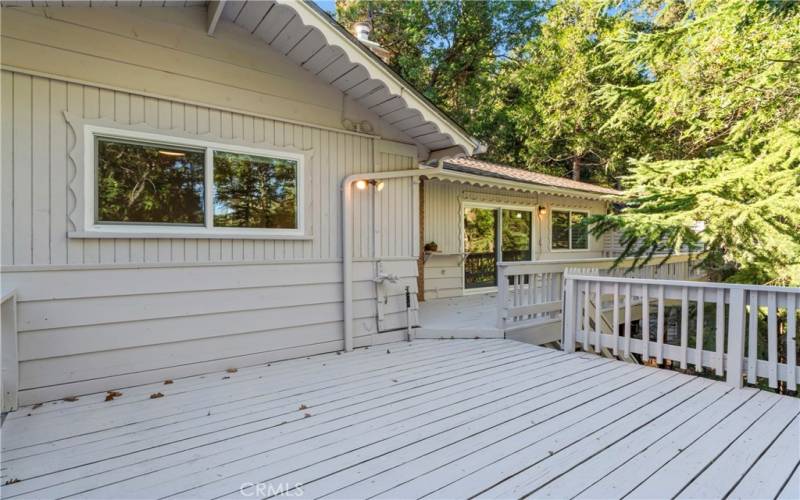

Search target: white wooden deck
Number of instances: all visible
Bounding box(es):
[1,339,798,500]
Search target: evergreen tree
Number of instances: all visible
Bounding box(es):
[592,0,800,285]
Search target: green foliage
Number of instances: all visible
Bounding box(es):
[335,0,546,159]
[592,0,800,285]
[337,0,800,285]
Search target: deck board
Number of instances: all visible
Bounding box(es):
[1,339,797,499]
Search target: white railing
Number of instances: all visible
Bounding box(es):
[1,288,19,412]
[563,273,800,389]
[496,254,697,332]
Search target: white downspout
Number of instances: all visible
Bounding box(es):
[341,160,448,352]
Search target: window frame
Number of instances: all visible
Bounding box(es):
[549,208,591,251]
[83,125,306,238]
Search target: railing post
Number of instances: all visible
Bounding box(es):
[1,289,19,412]
[562,274,577,353]
[726,288,746,387]
[497,264,509,330]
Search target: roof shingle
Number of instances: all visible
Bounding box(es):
[439,157,622,196]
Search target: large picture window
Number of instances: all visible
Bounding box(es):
[551,209,589,250]
[88,128,303,236]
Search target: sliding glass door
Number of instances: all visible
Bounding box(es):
[463,206,533,290]
[464,207,498,289]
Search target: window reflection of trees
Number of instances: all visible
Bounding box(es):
[213,152,298,229]
[97,139,205,224]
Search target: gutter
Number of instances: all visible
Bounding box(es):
[341,160,448,352]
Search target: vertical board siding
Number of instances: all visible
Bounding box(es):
[1,70,419,267]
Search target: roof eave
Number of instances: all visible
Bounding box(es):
[424,168,623,201]
[293,0,482,156]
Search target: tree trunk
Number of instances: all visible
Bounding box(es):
[572,156,581,181]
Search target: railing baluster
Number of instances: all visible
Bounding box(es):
[496,264,508,330]
[583,281,591,352]
[624,283,632,357]
[787,293,797,392]
[696,287,705,373]
[595,281,602,353]
[767,291,778,388]
[642,284,649,361]
[612,283,620,356]
[656,285,665,364]
[747,290,758,384]
[680,287,688,369]
[715,288,725,376]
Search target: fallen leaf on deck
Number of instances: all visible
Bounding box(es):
[222,376,230,380]
[226,368,238,373]
[387,349,391,354]
[150,392,164,399]
[299,404,308,410]
[63,396,79,402]
[4,479,20,485]
[164,380,173,385]
[32,403,42,410]
[392,379,398,383]
[304,413,312,418]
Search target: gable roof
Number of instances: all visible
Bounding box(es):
[439,157,622,196]
[220,0,483,156]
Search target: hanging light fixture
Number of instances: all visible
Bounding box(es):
[355,180,368,190]
[374,180,385,191]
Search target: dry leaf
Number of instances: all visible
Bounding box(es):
[32,403,42,410]
[4,479,20,485]
[150,392,164,399]
[299,404,308,410]
[304,413,312,418]
[222,376,230,380]
[226,368,238,373]
[164,380,173,385]
[386,349,391,354]
[107,391,122,397]
[63,396,79,402]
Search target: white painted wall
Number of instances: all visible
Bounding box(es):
[0,7,422,404]
[422,179,608,299]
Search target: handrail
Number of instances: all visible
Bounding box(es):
[562,274,799,390]
[1,288,19,412]
[496,254,697,333]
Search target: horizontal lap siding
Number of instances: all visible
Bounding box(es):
[6,260,419,404]
[1,8,423,405]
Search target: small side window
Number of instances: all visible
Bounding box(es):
[213,151,298,229]
[551,209,590,250]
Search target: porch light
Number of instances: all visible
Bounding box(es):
[355,180,368,190]
[375,180,385,192]
[538,206,547,217]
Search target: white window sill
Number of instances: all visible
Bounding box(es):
[69,230,314,241]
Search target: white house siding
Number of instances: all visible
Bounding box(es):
[422,179,607,299]
[0,8,422,404]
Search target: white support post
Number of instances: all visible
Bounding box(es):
[497,264,509,330]
[562,276,577,353]
[726,288,746,387]
[1,289,19,412]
